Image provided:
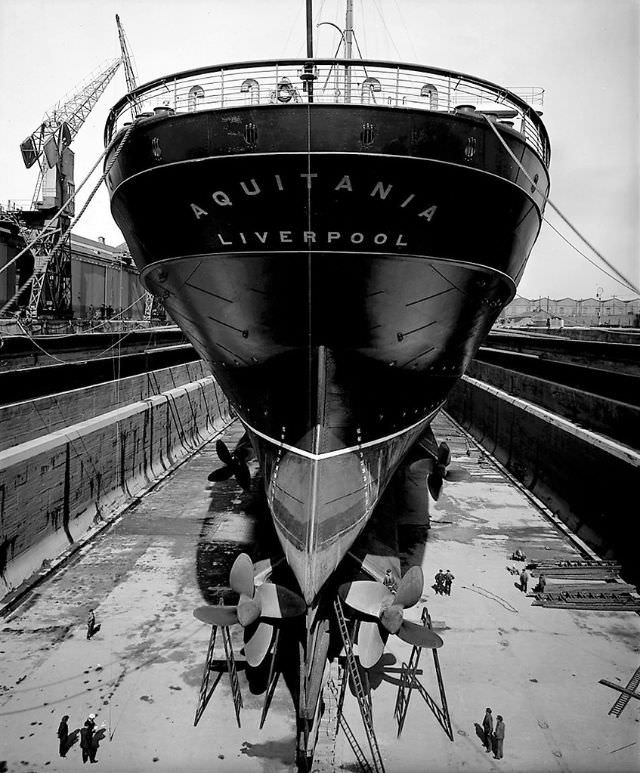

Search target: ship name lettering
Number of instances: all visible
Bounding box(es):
[209,231,409,247]
[240,179,261,196]
[418,205,437,221]
[370,182,392,200]
[190,203,209,219]
[212,191,232,206]
[300,173,318,189]
[334,175,352,192]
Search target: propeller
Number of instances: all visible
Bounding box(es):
[208,437,252,491]
[194,552,305,666]
[427,441,451,501]
[339,566,443,668]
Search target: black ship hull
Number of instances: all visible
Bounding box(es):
[106,101,549,601]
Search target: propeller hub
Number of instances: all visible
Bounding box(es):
[237,596,261,627]
[380,604,404,634]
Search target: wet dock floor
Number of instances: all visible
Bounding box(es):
[1,415,639,772]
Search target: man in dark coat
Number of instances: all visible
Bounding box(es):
[494,715,505,759]
[444,569,455,596]
[87,609,96,640]
[482,707,493,752]
[80,722,93,764]
[57,715,69,757]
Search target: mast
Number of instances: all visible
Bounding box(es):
[306,0,313,58]
[303,0,316,102]
[344,0,353,103]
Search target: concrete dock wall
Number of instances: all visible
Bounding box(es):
[446,375,640,582]
[0,371,230,598]
[0,360,212,452]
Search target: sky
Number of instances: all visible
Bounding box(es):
[0,0,638,300]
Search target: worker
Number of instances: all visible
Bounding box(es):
[482,707,493,752]
[494,715,505,759]
[383,569,397,593]
[87,609,96,640]
[533,574,547,593]
[444,569,455,596]
[57,715,69,757]
[520,567,530,593]
[434,569,445,595]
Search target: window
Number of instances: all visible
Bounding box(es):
[240,78,260,105]
[361,77,381,104]
[420,84,439,110]
[188,85,205,112]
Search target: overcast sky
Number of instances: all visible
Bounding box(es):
[0,0,638,299]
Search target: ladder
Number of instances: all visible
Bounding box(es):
[328,680,374,773]
[604,666,640,718]
[334,598,385,773]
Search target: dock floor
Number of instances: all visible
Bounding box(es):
[1,415,639,772]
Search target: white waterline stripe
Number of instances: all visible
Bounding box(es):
[239,410,438,461]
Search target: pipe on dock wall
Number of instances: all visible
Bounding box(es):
[0,377,230,599]
[446,375,640,584]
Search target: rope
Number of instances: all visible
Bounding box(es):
[0,122,136,316]
[482,114,640,295]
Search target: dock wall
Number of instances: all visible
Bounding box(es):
[0,365,230,600]
[446,375,640,582]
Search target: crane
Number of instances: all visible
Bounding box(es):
[17,59,121,317]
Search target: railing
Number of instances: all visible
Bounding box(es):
[104,58,549,164]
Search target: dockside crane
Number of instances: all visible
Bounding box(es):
[16,59,121,317]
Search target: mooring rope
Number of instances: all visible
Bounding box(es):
[482,114,639,295]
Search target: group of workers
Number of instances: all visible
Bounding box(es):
[434,569,455,595]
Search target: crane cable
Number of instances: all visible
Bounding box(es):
[482,114,640,295]
[0,122,136,315]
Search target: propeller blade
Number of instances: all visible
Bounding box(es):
[216,439,234,466]
[256,583,306,619]
[234,461,252,492]
[207,466,234,482]
[193,605,239,627]
[428,472,443,501]
[339,581,393,618]
[394,566,424,609]
[437,441,451,467]
[397,619,444,649]
[229,553,255,597]
[357,621,386,669]
[244,621,274,667]
[236,596,261,627]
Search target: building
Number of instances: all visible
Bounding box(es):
[499,295,640,328]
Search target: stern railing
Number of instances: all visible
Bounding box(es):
[104,58,549,164]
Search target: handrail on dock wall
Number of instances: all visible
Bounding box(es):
[104,58,549,164]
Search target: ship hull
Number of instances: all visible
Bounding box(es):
[106,106,547,601]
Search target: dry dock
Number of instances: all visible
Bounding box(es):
[1,415,639,773]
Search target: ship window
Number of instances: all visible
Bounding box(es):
[420,84,438,110]
[188,85,205,112]
[241,78,260,105]
[361,77,381,104]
